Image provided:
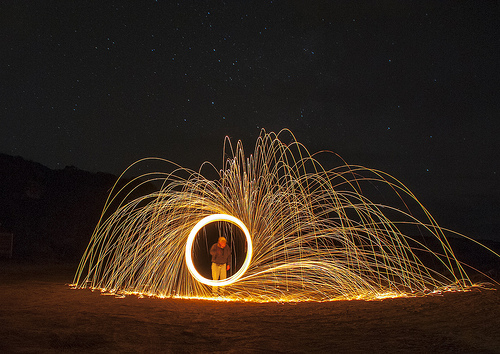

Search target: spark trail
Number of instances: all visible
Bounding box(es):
[73,129,494,302]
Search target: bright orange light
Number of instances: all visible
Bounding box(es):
[185,214,253,287]
[72,129,498,302]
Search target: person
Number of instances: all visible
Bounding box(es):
[209,236,231,296]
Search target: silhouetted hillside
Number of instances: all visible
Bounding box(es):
[0,154,154,262]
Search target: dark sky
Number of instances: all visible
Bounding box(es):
[2,1,499,240]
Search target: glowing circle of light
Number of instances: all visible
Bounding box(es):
[185,214,253,287]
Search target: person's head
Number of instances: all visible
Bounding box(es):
[218,237,227,248]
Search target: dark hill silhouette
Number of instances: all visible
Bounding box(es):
[0,154,154,262]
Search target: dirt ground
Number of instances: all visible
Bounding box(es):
[1,262,499,353]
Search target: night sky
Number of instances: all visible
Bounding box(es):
[2,1,499,240]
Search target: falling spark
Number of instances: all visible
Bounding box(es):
[73,129,497,302]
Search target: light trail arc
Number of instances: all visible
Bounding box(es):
[72,129,497,302]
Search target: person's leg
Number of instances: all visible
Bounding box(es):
[218,264,227,296]
[221,264,227,280]
[211,263,218,295]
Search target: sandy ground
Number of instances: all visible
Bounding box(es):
[1,263,499,353]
